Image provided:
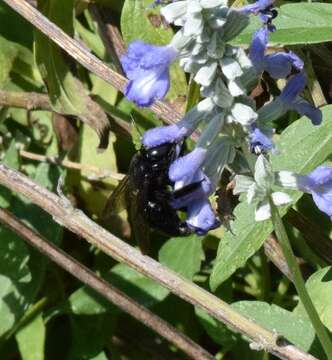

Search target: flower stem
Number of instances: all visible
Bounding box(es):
[269,199,332,360]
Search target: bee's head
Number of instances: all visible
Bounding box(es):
[141,142,178,164]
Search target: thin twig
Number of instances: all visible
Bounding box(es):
[0,164,317,360]
[2,0,182,127]
[19,150,125,181]
[89,4,125,73]
[0,90,52,111]
[0,90,132,139]
[264,235,292,280]
[0,207,214,360]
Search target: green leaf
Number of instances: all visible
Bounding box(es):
[0,140,20,207]
[0,163,63,337]
[108,263,169,307]
[34,0,110,149]
[210,105,332,290]
[196,301,322,356]
[69,287,112,315]
[69,314,116,360]
[295,266,332,333]
[195,307,237,348]
[0,35,18,87]
[234,3,332,46]
[16,314,46,360]
[159,235,204,280]
[233,301,320,354]
[121,0,187,101]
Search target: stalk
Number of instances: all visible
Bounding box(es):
[269,198,332,359]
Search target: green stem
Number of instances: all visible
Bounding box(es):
[269,199,332,359]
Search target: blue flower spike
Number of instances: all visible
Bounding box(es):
[121,40,178,107]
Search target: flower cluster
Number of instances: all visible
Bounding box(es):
[120,0,326,231]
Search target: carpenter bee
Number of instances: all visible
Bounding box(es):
[103,141,197,253]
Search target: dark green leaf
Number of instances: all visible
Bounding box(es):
[234,3,332,46]
[108,263,169,307]
[159,235,204,280]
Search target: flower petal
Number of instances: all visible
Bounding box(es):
[279,72,306,106]
[249,27,268,73]
[169,148,207,182]
[186,199,220,234]
[142,124,187,148]
[263,52,303,79]
[291,98,322,126]
[125,69,170,107]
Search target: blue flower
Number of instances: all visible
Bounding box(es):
[142,124,188,148]
[169,148,207,182]
[142,98,215,148]
[250,27,303,79]
[167,147,220,234]
[121,40,178,107]
[278,72,306,104]
[249,124,274,154]
[239,0,274,15]
[258,72,322,126]
[297,166,332,219]
[239,0,277,29]
[186,198,220,235]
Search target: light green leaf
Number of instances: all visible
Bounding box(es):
[295,266,332,332]
[121,0,187,101]
[35,0,110,149]
[108,263,169,307]
[196,301,323,357]
[0,35,18,87]
[234,3,332,46]
[159,235,204,280]
[210,105,332,290]
[16,314,45,360]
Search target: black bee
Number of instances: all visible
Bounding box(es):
[103,141,197,253]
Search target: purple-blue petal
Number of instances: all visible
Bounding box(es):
[291,98,322,126]
[303,166,332,189]
[171,170,213,209]
[279,72,306,106]
[142,124,188,148]
[249,125,274,153]
[312,191,332,219]
[250,27,268,73]
[239,0,274,14]
[299,166,332,218]
[186,199,220,235]
[169,148,207,182]
[121,41,177,106]
[264,51,303,79]
[125,69,170,107]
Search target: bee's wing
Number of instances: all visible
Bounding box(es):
[102,175,130,222]
[129,197,150,254]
